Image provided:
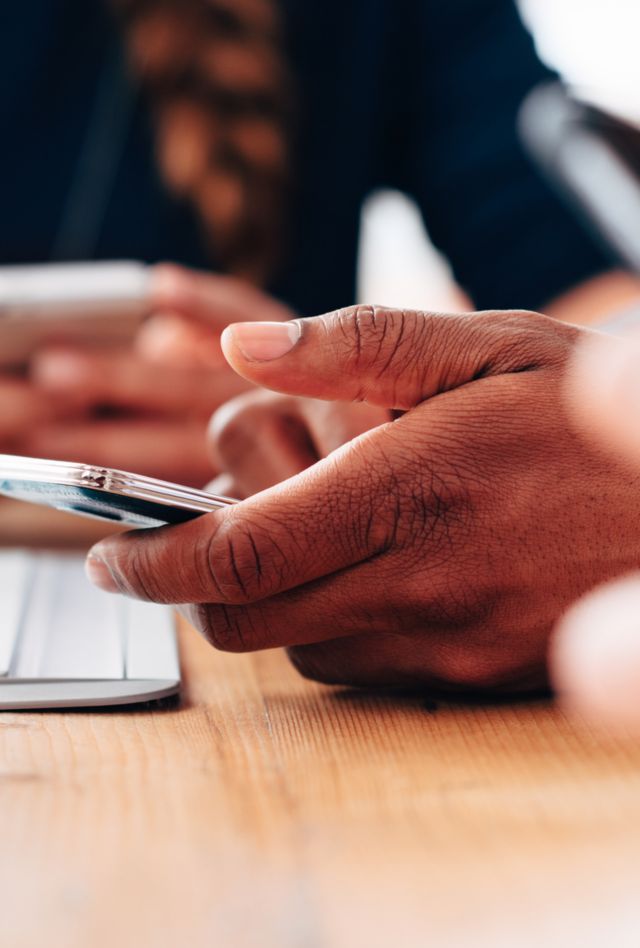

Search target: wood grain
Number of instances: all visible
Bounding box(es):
[1,509,640,947]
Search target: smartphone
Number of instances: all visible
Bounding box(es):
[0,261,151,367]
[0,455,236,528]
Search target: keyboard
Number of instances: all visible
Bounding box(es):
[0,550,180,709]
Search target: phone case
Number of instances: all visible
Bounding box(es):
[0,455,235,527]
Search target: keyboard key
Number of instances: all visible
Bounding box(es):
[125,598,179,681]
[0,551,32,675]
[14,555,124,680]
[0,550,180,706]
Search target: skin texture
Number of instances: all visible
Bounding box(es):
[86,306,640,695]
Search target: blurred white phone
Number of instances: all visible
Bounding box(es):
[0,260,151,367]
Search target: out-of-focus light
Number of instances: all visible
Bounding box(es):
[519,0,640,122]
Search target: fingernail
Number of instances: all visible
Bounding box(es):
[149,265,187,299]
[34,352,92,387]
[224,321,301,362]
[137,316,187,361]
[85,553,119,594]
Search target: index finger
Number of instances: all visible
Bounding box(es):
[0,377,59,439]
[86,418,411,607]
[149,264,293,332]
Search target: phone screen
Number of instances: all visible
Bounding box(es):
[0,261,150,367]
[0,479,203,527]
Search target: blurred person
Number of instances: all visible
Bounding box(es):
[3,0,640,483]
[25,266,292,483]
[85,306,640,696]
[552,331,640,728]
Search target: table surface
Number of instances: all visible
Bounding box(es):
[2,501,640,948]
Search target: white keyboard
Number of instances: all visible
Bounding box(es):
[0,550,180,709]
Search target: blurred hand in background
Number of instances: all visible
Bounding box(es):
[9,265,292,485]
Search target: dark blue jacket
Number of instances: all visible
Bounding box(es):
[0,0,610,315]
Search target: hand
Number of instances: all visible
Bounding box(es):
[0,375,62,447]
[551,330,640,728]
[208,390,391,498]
[27,264,293,484]
[85,306,640,694]
[27,344,246,484]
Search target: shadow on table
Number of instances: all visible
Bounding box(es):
[328,683,553,716]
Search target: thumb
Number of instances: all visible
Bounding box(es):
[220,305,576,410]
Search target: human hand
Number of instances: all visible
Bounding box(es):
[552,331,640,728]
[207,389,391,498]
[85,306,640,693]
[27,264,293,484]
[0,375,62,448]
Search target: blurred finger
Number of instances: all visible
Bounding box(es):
[566,330,640,464]
[24,418,216,485]
[32,347,250,416]
[552,574,640,729]
[136,314,228,369]
[150,264,292,330]
[0,376,59,440]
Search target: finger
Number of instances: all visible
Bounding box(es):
[139,552,405,653]
[178,571,362,651]
[86,416,417,607]
[209,392,389,495]
[221,306,577,410]
[24,419,216,485]
[205,473,242,499]
[32,347,249,415]
[149,264,292,331]
[171,551,480,669]
[208,391,319,496]
[136,314,228,369]
[565,330,640,465]
[0,377,60,439]
[552,574,640,729]
[287,634,426,688]
[297,399,392,457]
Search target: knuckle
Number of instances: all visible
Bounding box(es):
[208,398,260,466]
[209,390,294,470]
[202,518,286,605]
[467,310,577,375]
[326,306,436,406]
[113,540,167,603]
[189,603,254,652]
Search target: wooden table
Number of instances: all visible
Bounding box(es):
[1,502,640,947]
